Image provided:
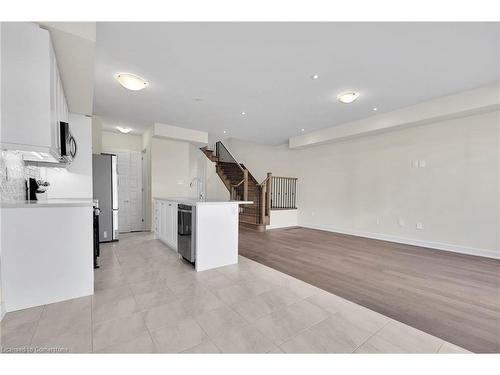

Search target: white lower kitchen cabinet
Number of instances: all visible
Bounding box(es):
[155,199,178,251]
[154,197,252,272]
[0,201,94,312]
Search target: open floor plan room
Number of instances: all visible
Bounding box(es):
[1,232,470,353]
[1,15,499,362]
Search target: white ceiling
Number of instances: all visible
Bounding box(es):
[93,22,500,144]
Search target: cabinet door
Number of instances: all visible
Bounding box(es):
[165,202,173,246]
[159,202,167,242]
[154,201,160,237]
[49,44,59,151]
[1,23,51,149]
[170,203,178,250]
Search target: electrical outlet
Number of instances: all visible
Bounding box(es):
[398,218,405,227]
[376,218,380,225]
[412,160,419,168]
[103,231,108,238]
[419,160,427,168]
[416,222,424,230]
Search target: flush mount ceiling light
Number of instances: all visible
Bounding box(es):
[337,91,360,104]
[241,111,246,116]
[115,73,148,91]
[311,74,319,80]
[301,128,305,132]
[117,126,132,134]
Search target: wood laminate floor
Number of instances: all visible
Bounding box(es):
[239,227,500,353]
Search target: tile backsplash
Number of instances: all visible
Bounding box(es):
[0,151,42,202]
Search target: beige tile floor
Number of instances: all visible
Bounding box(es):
[0,232,471,354]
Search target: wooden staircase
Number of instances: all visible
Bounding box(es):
[201,143,272,231]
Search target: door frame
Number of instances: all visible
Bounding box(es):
[102,147,145,233]
[141,147,150,232]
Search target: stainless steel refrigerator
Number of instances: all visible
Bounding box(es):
[92,153,119,242]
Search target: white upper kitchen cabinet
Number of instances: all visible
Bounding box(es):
[49,42,69,152]
[1,22,68,159]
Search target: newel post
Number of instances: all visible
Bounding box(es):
[243,169,249,201]
[266,172,272,215]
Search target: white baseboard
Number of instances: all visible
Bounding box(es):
[300,223,500,260]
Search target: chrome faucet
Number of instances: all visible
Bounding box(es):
[190,177,205,201]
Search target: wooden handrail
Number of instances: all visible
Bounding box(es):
[257,174,272,186]
[271,176,298,180]
[231,178,245,188]
[216,141,246,174]
[212,141,298,224]
[243,169,249,201]
[265,172,272,220]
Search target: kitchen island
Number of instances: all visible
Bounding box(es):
[153,198,252,271]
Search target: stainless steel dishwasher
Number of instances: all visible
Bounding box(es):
[177,204,196,263]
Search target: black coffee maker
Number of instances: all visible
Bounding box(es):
[25,178,49,201]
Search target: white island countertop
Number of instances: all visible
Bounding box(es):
[153,197,253,272]
[0,198,95,208]
[154,197,253,206]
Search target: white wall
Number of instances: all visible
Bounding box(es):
[148,136,230,228]
[225,138,297,183]
[225,110,500,258]
[91,116,102,154]
[102,131,142,152]
[151,137,191,199]
[151,136,229,201]
[45,113,93,199]
[268,209,298,229]
[206,159,230,201]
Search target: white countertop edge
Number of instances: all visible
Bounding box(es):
[153,197,253,206]
[0,199,95,208]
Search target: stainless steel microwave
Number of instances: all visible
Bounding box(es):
[59,121,77,163]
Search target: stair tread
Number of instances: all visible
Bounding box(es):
[201,142,272,232]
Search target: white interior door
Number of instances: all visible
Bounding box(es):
[116,151,131,233]
[104,148,144,233]
[128,152,143,231]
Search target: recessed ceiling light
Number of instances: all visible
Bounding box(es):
[117,126,132,134]
[241,111,246,116]
[223,130,227,134]
[115,73,148,91]
[194,97,203,102]
[311,74,319,80]
[373,107,378,111]
[337,91,360,104]
[301,129,305,132]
